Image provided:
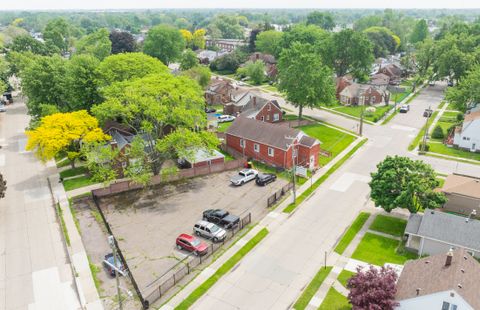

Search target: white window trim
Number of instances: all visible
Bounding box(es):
[273,113,279,121]
[268,147,274,157]
[240,139,245,148]
[254,143,260,152]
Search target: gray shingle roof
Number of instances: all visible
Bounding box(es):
[407,210,480,251]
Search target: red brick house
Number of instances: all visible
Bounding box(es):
[224,93,283,123]
[248,52,278,80]
[377,64,403,84]
[225,117,320,169]
[339,83,390,105]
[205,78,235,105]
[335,75,353,100]
[370,73,390,86]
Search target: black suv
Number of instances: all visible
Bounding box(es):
[203,209,240,229]
[256,173,277,186]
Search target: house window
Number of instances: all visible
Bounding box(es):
[254,143,260,152]
[268,147,274,157]
[451,305,457,310]
[370,96,376,103]
[261,116,265,121]
[267,104,271,111]
[266,115,270,121]
[240,139,245,148]
[273,113,280,121]
[442,302,450,310]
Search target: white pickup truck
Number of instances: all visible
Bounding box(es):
[230,169,258,186]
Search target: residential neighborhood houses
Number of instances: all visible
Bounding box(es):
[3,6,480,310]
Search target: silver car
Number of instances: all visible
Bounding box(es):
[193,220,227,242]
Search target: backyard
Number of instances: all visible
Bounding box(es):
[298,123,357,166]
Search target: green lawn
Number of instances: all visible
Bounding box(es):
[253,161,310,186]
[217,148,235,161]
[427,143,480,161]
[284,114,300,121]
[176,228,269,310]
[408,110,440,151]
[293,266,333,310]
[446,102,460,111]
[332,104,393,123]
[263,84,280,93]
[217,121,233,133]
[318,287,351,310]
[351,233,417,266]
[63,175,97,192]
[334,212,371,255]
[369,215,407,237]
[299,124,356,166]
[436,177,446,188]
[60,166,88,179]
[337,270,356,288]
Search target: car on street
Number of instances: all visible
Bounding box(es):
[203,209,240,229]
[193,220,227,242]
[205,107,216,113]
[103,253,127,277]
[399,105,410,113]
[255,173,277,186]
[230,168,258,186]
[428,81,435,86]
[423,108,433,118]
[217,115,236,123]
[0,105,6,112]
[176,233,208,256]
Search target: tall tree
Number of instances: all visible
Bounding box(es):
[96,52,168,88]
[109,30,136,54]
[415,39,436,78]
[326,29,374,79]
[43,18,71,53]
[180,49,199,71]
[306,11,335,30]
[92,73,218,175]
[192,29,206,50]
[369,156,446,213]
[7,35,54,55]
[26,110,110,167]
[278,42,335,119]
[348,266,399,310]
[446,65,480,112]
[238,60,265,85]
[255,30,283,57]
[65,54,101,111]
[143,25,185,64]
[209,15,244,39]
[75,28,111,60]
[280,24,329,51]
[181,65,211,89]
[410,19,429,43]
[364,26,400,58]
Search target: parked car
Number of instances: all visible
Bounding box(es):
[423,108,433,118]
[447,81,454,87]
[428,81,435,86]
[217,115,235,123]
[176,233,208,256]
[399,105,410,113]
[256,173,277,186]
[203,209,240,229]
[193,220,227,242]
[103,253,127,277]
[205,107,216,113]
[0,105,6,113]
[230,169,258,186]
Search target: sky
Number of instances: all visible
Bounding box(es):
[4,0,480,10]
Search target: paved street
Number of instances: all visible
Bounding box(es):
[0,99,80,309]
[190,83,480,309]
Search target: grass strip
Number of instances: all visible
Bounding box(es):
[63,175,97,191]
[293,266,333,310]
[333,212,371,255]
[60,166,87,178]
[369,215,407,237]
[56,203,71,246]
[283,139,367,213]
[318,286,351,310]
[337,269,356,288]
[407,110,440,151]
[175,228,269,310]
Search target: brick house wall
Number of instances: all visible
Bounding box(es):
[192,157,225,168]
[298,144,320,168]
[255,102,283,123]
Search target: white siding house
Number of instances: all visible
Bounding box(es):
[398,290,473,310]
[453,110,480,152]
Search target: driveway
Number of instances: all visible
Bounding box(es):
[96,170,287,296]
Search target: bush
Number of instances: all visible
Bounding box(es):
[431,125,445,139]
[419,143,429,152]
[457,113,464,121]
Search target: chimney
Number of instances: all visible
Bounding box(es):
[416,288,421,296]
[446,249,453,267]
[253,97,257,107]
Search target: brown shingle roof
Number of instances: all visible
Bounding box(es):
[442,174,480,199]
[396,248,480,309]
[464,110,480,122]
[226,117,319,150]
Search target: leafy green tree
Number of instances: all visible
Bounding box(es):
[209,53,242,73]
[20,55,67,116]
[181,65,211,89]
[240,60,265,85]
[43,18,71,53]
[82,141,120,185]
[446,65,480,112]
[75,28,111,60]
[353,15,383,32]
[278,42,335,119]
[326,29,374,79]
[431,125,445,139]
[96,52,168,87]
[433,38,474,84]
[363,26,400,58]
[415,39,436,78]
[410,19,429,43]
[255,30,284,57]
[5,51,38,76]
[180,49,199,70]
[306,11,335,30]
[65,54,101,111]
[92,73,219,176]
[7,35,54,55]
[280,24,329,51]
[143,25,185,65]
[209,15,244,39]
[123,137,154,186]
[109,30,136,54]
[369,156,447,213]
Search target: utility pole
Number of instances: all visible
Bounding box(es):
[285,136,298,204]
[108,235,123,310]
[420,105,431,153]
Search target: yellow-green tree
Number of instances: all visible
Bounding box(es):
[26,110,110,167]
[192,29,206,49]
[180,29,193,48]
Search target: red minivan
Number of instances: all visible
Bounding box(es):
[176,233,208,256]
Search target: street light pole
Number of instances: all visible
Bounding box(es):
[420,105,431,153]
[285,136,298,204]
[108,235,123,310]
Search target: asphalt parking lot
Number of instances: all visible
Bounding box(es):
[96,169,288,295]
